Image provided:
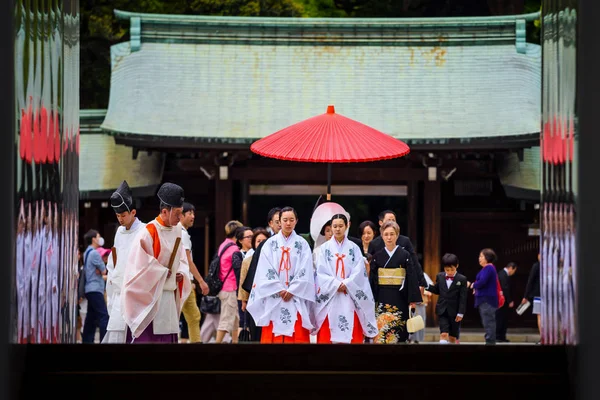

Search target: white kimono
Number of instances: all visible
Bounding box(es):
[121,217,192,340]
[30,203,42,342]
[41,221,54,343]
[16,204,26,343]
[38,222,48,343]
[102,218,145,344]
[49,222,59,343]
[23,225,32,342]
[247,231,316,337]
[314,238,378,343]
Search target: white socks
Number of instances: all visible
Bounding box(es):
[439,339,449,344]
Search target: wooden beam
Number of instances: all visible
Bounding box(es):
[214,177,233,246]
[442,211,532,220]
[230,166,427,182]
[423,180,441,327]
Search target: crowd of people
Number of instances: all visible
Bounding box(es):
[76,180,542,345]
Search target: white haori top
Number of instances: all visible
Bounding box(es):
[314,237,378,343]
[121,217,192,338]
[104,217,145,341]
[247,230,316,337]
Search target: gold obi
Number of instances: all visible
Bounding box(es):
[378,268,406,286]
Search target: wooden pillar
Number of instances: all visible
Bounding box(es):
[423,180,441,326]
[214,172,233,246]
[203,216,210,277]
[241,179,249,225]
[407,180,418,247]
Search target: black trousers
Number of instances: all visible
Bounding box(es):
[495,305,509,340]
[82,292,108,343]
[180,313,189,339]
[246,312,262,342]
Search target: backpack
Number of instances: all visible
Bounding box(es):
[78,247,94,299]
[496,277,506,308]
[205,242,237,296]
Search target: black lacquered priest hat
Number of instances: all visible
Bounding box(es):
[156,182,184,208]
[110,180,133,213]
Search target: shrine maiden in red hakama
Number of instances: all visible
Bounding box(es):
[247,207,316,343]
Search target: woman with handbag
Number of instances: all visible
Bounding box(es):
[369,220,422,344]
[214,221,244,344]
[467,248,500,345]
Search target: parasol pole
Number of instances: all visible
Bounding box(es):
[326,163,332,201]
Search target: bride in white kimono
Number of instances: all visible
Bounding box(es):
[247,206,316,343]
[103,181,146,343]
[314,214,378,344]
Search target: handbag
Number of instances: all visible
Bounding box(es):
[406,308,425,333]
[237,311,252,342]
[200,295,221,314]
[496,277,506,308]
[199,264,235,314]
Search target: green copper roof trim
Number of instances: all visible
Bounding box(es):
[516,19,526,53]
[80,109,108,131]
[113,9,540,47]
[130,16,141,51]
[80,109,107,119]
[114,9,540,25]
[111,42,131,69]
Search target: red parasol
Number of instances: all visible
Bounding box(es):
[251,105,410,200]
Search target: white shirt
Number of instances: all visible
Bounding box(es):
[180,224,192,254]
[445,274,454,289]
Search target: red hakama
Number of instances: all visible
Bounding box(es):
[317,312,364,344]
[260,313,310,344]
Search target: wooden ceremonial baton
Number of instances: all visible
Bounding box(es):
[168,237,182,300]
[167,237,181,275]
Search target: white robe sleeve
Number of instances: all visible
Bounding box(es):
[121,229,169,339]
[315,246,342,313]
[105,243,116,315]
[286,240,316,303]
[342,244,378,337]
[249,242,286,300]
[246,241,286,326]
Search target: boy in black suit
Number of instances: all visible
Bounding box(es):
[426,253,468,344]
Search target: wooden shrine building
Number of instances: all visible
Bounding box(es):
[80,9,542,328]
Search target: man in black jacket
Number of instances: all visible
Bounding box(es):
[367,210,426,287]
[521,254,541,337]
[496,262,517,342]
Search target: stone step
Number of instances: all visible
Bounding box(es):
[417,328,540,343]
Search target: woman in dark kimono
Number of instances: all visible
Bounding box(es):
[369,221,422,344]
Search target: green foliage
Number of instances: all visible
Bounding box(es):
[299,0,347,17]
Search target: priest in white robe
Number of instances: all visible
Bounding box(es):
[121,183,192,343]
[314,214,378,343]
[247,206,315,343]
[102,181,146,344]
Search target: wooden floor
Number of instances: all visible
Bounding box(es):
[10,344,575,400]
